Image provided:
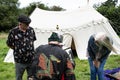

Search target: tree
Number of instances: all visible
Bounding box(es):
[96,0,120,35]
[0,1,64,32]
[0,0,20,31]
[49,5,65,11]
[21,2,65,16]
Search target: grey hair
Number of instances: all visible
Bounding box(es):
[95,32,117,53]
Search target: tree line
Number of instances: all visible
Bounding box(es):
[0,0,64,32]
[96,0,120,35]
[0,0,120,35]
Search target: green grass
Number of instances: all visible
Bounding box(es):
[0,33,120,80]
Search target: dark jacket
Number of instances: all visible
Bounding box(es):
[32,44,76,80]
[87,35,111,62]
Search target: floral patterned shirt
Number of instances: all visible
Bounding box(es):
[7,26,36,63]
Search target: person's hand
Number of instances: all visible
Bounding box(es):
[93,60,100,68]
[28,77,33,80]
[8,45,14,49]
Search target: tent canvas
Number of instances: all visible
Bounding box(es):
[4,6,120,63]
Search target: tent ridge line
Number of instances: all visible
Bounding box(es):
[34,19,106,33]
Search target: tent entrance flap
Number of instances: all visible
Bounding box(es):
[71,38,77,56]
[63,33,77,56]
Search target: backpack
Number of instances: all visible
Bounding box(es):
[35,53,61,80]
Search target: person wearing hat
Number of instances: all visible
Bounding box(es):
[86,32,117,80]
[31,32,76,80]
[6,15,36,80]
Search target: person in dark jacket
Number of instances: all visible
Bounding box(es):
[87,32,117,80]
[31,32,76,80]
[6,15,36,80]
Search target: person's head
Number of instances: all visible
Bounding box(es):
[18,15,31,30]
[95,32,116,53]
[48,32,63,45]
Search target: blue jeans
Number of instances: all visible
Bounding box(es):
[88,57,106,80]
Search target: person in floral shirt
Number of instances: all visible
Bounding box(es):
[6,15,36,80]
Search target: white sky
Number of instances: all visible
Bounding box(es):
[18,0,120,10]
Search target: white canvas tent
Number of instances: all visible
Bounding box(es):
[4,6,120,63]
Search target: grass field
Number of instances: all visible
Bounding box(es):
[0,32,120,80]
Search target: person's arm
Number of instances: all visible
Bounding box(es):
[32,28,37,41]
[87,35,96,60]
[98,48,111,62]
[6,30,15,49]
[64,53,76,80]
[64,47,76,69]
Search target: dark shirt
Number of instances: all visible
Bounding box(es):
[6,26,36,63]
[87,35,111,62]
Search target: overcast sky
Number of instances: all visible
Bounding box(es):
[18,0,120,10]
